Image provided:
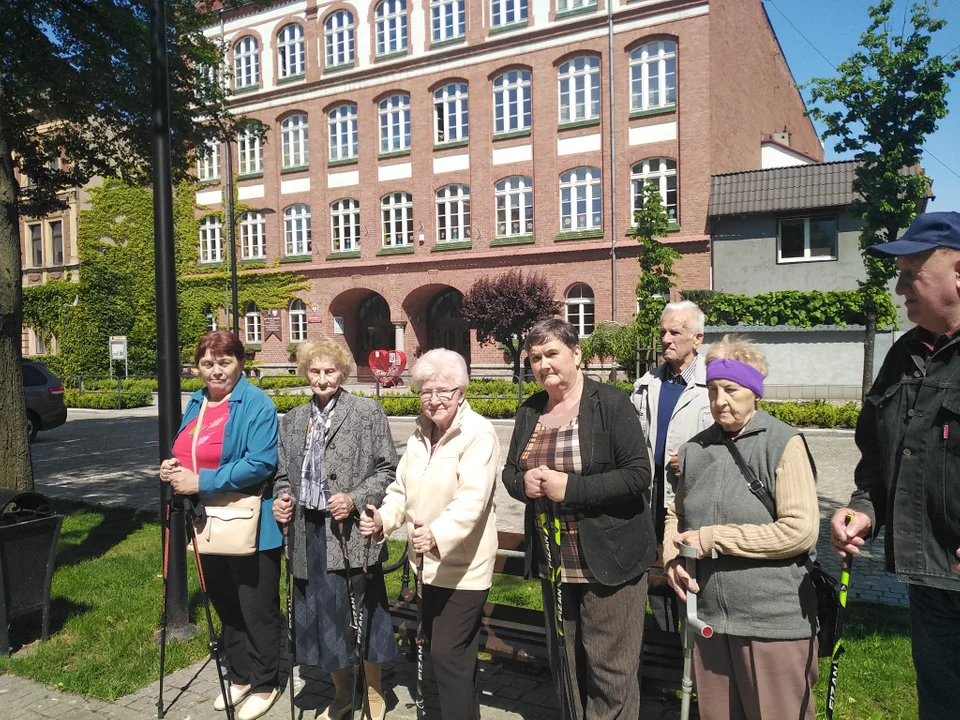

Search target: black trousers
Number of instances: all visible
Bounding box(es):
[422,584,488,720]
[650,469,680,632]
[202,547,283,693]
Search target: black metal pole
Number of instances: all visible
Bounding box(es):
[151,0,190,634]
[224,135,239,336]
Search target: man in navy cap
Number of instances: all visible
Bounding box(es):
[831,211,960,719]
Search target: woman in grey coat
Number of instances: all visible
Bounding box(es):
[273,339,399,720]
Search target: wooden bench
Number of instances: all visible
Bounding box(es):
[386,531,683,688]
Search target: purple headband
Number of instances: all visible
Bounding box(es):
[706,358,765,398]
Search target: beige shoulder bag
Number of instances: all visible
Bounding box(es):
[191,397,262,556]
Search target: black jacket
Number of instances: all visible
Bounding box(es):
[502,376,656,586]
[851,327,960,591]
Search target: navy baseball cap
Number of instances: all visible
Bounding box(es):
[866,212,960,257]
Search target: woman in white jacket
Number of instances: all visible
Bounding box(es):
[360,348,500,720]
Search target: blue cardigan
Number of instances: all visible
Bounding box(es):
[176,375,282,551]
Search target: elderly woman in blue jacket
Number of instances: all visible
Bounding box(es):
[160,330,283,720]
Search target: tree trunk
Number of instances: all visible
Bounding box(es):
[0,91,34,490]
[511,343,522,385]
[861,307,877,402]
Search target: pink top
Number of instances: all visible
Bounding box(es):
[172,400,230,472]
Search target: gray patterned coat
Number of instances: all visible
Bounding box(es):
[273,390,398,579]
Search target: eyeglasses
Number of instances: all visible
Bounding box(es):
[418,389,458,401]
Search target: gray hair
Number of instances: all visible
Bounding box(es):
[662,300,705,334]
[410,348,469,392]
[523,317,579,354]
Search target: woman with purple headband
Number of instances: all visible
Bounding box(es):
[663,335,820,720]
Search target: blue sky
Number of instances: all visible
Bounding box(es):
[764,0,960,211]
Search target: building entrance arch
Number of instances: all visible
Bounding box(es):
[426,287,470,364]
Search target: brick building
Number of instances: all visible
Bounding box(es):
[198,0,822,375]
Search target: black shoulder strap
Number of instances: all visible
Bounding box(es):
[722,436,777,520]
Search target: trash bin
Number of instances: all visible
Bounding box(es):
[0,490,62,656]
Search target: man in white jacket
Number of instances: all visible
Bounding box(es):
[631,300,711,631]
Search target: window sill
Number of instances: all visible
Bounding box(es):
[556,5,598,20]
[558,118,601,131]
[434,139,469,151]
[279,254,313,264]
[629,105,677,120]
[237,172,264,181]
[326,250,362,260]
[432,241,472,252]
[325,61,355,75]
[430,35,466,51]
[491,235,535,247]
[379,149,411,160]
[197,261,223,268]
[239,258,267,266]
[195,180,221,188]
[277,73,306,85]
[776,255,839,265]
[232,84,260,95]
[244,344,262,352]
[280,165,310,175]
[492,129,532,142]
[375,49,408,63]
[328,157,359,168]
[489,20,529,35]
[556,229,604,241]
[377,246,415,256]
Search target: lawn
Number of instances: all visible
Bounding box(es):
[0,502,919,718]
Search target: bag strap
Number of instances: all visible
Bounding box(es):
[191,397,208,475]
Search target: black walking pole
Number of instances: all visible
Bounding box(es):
[284,524,296,720]
[826,514,855,720]
[339,521,369,719]
[540,500,576,720]
[414,549,426,720]
[157,499,172,719]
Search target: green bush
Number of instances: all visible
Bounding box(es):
[271,395,311,413]
[261,375,309,390]
[180,378,206,393]
[760,400,860,429]
[64,390,153,409]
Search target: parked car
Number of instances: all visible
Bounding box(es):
[23,360,67,442]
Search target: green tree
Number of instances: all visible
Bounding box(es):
[1,0,230,489]
[581,322,638,381]
[805,0,960,400]
[626,180,680,367]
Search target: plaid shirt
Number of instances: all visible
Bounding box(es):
[520,420,593,583]
[666,358,698,386]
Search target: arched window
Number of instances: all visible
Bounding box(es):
[325,11,355,68]
[277,24,305,79]
[244,302,262,343]
[436,185,470,243]
[284,204,312,256]
[196,140,220,182]
[239,211,266,259]
[375,0,408,56]
[379,94,410,153]
[434,83,468,144]
[630,41,676,112]
[328,104,358,161]
[631,158,678,222]
[289,299,307,342]
[495,176,533,237]
[331,198,360,252]
[237,124,263,175]
[430,0,465,42]
[491,0,527,28]
[558,56,600,123]
[381,192,413,247]
[233,36,260,89]
[493,70,531,134]
[198,216,222,263]
[566,283,595,337]
[281,114,309,169]
[560,167,602,231]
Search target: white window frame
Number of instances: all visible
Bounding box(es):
[630,40,677,112]
[237,125,263,176]
[284,204,312,256]
[277,24,305,79]
[281,114,309,169]
[631,157,678,223]
[329,104,358,161]
[196,140,220,182]
[558,56,600,123]
[434,83,468,144]
[239,211,266,259]
[381,192,414,247]
[375,0,408,56]
[495,176,534,237]
[565,283,595,338]
[560,167,602,232]
[331,199,361,253]
[431,0,465,42]
[557,0,596,12]
[206,309,218,332]
[436,185,471,243]
[379,94,411,153]
[289,299,307,342]
[493,70,531,135]
[325,11,355,67]
[491,0,527,27]
[233,36,260,90]
[777,216,839,263]
[199,216,223,263]
[244,303,262,344]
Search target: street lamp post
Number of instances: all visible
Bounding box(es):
[220,11,240,337]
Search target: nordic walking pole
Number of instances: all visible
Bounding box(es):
[355,508,374,719]
[157,498,172,719]
[339,520,369,719]
[678,544,717,720]
[540,500,576,720]
[184,498,236,720]
[826,513,855,720]
[414,546,426,720]
[283,524,296,720]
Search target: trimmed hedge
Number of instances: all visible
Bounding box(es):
[760,400,860,429]
[64,389,153,409]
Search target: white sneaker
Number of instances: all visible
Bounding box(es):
[213,683,251,711]
[238,689,280,720]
